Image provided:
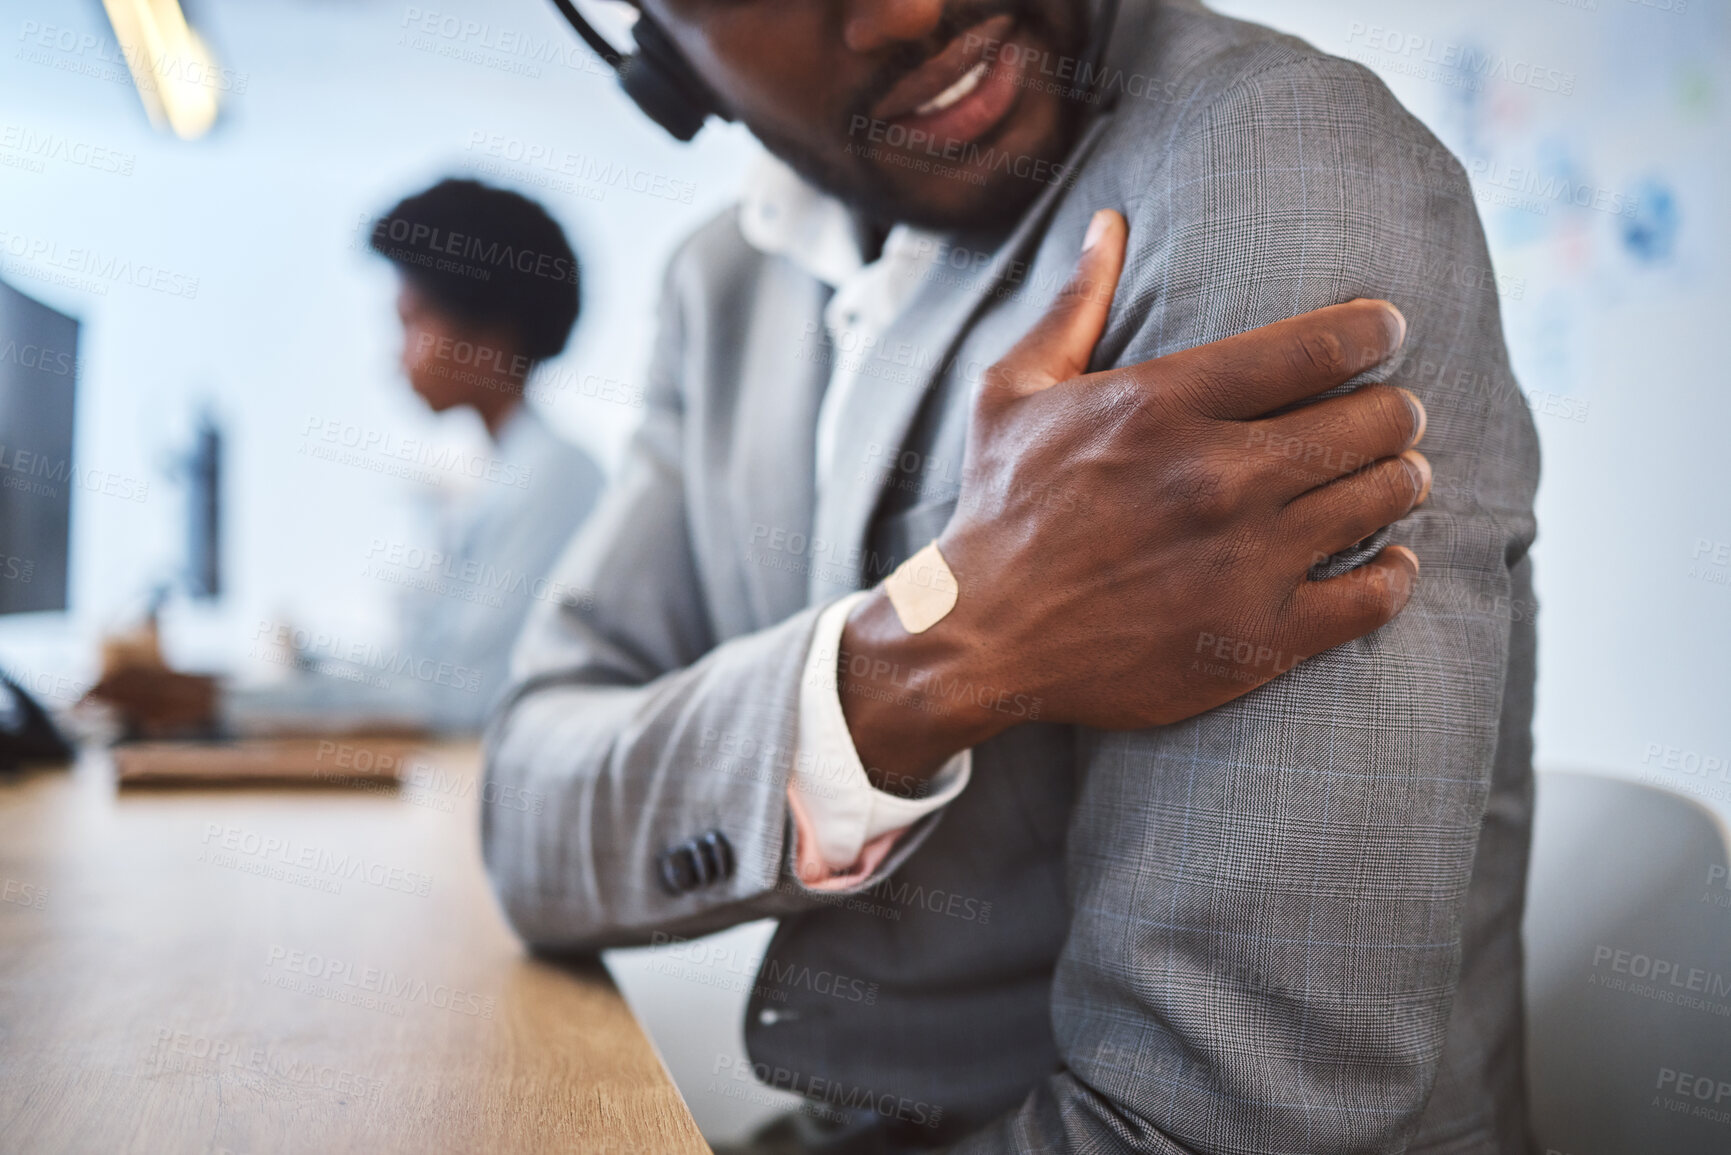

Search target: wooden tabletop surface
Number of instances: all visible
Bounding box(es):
[0,741,708,1155]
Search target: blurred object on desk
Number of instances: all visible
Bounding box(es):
[83,604,220,739]
[114,734,424,788]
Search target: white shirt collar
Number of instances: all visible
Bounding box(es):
[736,153,951,499]
[737,152,869,290]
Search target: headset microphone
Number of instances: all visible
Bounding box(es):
[547,0,729,142]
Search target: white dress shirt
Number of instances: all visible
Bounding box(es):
[737,153,973,876]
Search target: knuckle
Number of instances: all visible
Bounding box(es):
[1199,527,1257,589]
[1165,449,1241,524]
[1279,594,1330,656]
[1345,460,1406,522]
[1389,456,1423,508]
[979,360,1033,403]
[1369,386,1414,447]
[1057,271,1102,309]
[1090,376,1153,438]
[1150,362,1212,415]
[1357,566,1402,622]
[973,371,1007,413]
[1350,384,1405,446]
[1374,460,1413,512]
[1044,291,1083,330]
[1293,329,1349,378]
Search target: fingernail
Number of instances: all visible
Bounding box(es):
[1082,210,1111,253]
[1396,387,1427,446]
[1401,449,1432,503]
[1384,303,1408,350]
[1384,545,1421,599]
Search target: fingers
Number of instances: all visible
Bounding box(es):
[1151,299,1408,421]
[1243,384,1427,492]
[981,209,1127,400]
[1284,544,1420,657]
[1282,450,1431,560]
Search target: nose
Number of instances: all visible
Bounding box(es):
[843,0,946,53]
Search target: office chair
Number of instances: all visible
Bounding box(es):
[1524,770,1731,1155]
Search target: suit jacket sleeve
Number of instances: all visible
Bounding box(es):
[481,242,942,954]
[954,56,1540,1153]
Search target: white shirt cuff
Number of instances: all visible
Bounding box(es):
[792,591,972,871]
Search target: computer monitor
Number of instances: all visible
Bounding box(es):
[0,278,77,616]
[0,278,78,768]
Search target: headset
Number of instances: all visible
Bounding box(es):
[548,0,728,142]
[548,0,1125,145]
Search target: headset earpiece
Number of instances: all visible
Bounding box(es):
[549,0,728,143]
[619,13,728,142]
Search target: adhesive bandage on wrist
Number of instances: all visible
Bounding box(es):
[883,541,959,634]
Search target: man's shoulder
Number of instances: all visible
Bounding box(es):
[1116,0,1324,112]
[1107,0,1463,196]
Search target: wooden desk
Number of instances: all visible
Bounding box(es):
[0,743,708,1155]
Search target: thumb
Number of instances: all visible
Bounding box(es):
[984,209,1127,400]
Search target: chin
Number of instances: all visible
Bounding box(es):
[812,98,1077,233]
[885,164,1054,233]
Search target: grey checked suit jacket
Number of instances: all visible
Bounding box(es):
[483,1,1541,1150]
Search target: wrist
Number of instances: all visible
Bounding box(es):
[837,588,1014,793]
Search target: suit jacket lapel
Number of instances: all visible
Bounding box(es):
[736,257,832,626]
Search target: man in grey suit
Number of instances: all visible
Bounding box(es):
[486,0,1539,1151]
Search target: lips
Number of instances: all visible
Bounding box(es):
[868,14,1026,146]
[914,59,991,117]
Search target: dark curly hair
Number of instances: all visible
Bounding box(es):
[369,179,581,362]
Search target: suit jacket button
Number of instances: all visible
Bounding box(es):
[696,830,734,885]
[657,843,701,894]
